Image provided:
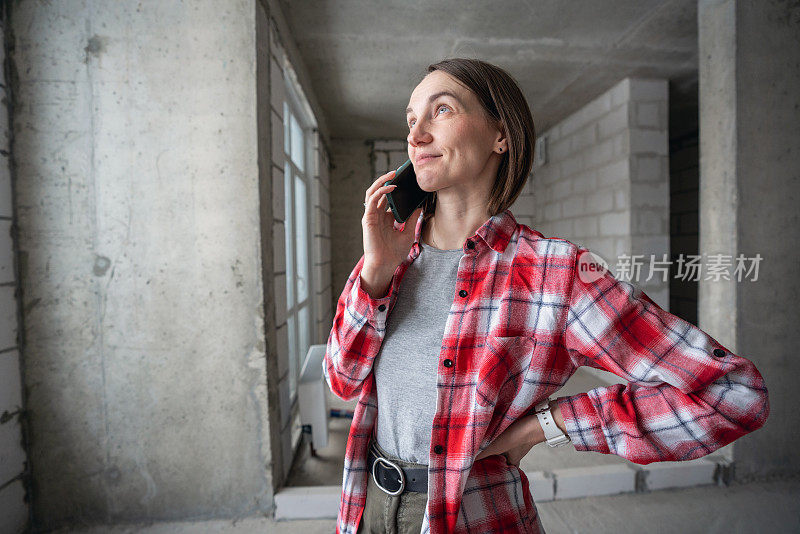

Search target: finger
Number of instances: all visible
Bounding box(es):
[379,196,393,214]
[377,188,398,211]
[367,185,395,210]
[364,170,396,203]
[373,183,397,204]
[365,184,397,212]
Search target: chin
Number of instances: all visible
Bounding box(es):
[415,168,444,192]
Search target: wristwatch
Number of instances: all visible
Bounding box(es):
[534,399,571,447]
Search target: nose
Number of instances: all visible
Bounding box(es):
[407,117,432,148]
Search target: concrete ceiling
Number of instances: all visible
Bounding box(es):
[278,0,698,140]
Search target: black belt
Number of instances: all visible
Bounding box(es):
[367,442,428,495]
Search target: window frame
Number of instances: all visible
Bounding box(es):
[282,76,316,403]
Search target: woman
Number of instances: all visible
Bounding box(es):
[323,58,769,534]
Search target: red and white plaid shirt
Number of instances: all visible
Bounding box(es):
[323,208,769,534]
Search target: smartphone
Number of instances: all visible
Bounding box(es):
[383,159,432,224]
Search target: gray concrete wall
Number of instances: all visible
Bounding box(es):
[699,0,800,479]
[0,2,29,530]
[10,1,272,528]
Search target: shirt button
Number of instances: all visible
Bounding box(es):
[443,359,453,368]
[378,304,386,312]
[466,240,475,249]
[713,348,726,357]
[434,444,444,454]
[459,289,468,298]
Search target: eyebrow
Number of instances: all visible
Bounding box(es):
[406,91,463,116]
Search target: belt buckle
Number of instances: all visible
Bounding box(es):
[372,455,405,496]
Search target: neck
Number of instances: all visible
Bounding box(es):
[423,159,498,250]
[425,200,492,251]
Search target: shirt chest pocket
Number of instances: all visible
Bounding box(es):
[475,335,537,409]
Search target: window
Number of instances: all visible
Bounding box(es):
[283,96,314,401]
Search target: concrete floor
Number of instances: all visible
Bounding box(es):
[50,478,800,533]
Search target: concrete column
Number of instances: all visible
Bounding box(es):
[698,0,800,479]
[10,0,272,528]
[0,2,29,529]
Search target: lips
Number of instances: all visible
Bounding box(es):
[416,154,441,165]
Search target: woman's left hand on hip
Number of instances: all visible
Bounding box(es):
[474,413,539,465]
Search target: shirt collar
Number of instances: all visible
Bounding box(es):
[412,208,518,255]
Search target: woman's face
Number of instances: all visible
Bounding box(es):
[405,70,505,195]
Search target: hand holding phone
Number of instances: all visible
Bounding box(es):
[360,161,428,297]
[383,159,432,223]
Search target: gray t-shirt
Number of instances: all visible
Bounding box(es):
[373,240,463,464]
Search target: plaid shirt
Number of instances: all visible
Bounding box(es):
[323,209,769,534]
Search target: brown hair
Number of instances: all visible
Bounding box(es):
[417,58,536,219]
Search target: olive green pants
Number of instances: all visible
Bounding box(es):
[357,439,428,534]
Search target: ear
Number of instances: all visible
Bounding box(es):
[494,124,508,154]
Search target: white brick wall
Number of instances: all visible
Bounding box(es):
[371,140,408,177]
[518,77,670,309]
[0,7,29,530]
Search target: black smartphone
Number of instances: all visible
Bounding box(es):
[383,159,431,224]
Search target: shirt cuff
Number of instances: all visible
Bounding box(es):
[552,394,604,453]
[348,270,393,332]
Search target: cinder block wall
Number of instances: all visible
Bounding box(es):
[312,144,333,347]
[268,15,296,488]
[330,140,373,299]
[0,3,28,530]
[529,78,670,308]
[372,140,410,175]
[266,11,332,483]
[668,81,699,326]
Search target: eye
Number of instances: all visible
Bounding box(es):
[408,104,450,129]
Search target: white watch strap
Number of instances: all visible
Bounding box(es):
[535,400,571,447]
